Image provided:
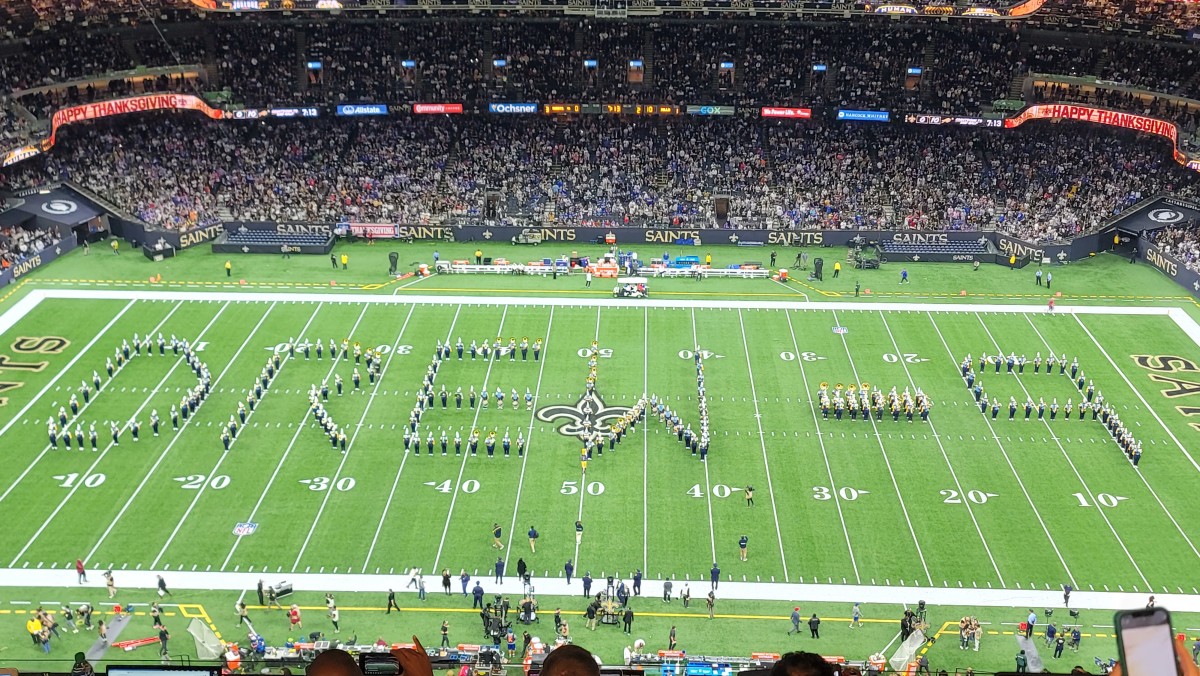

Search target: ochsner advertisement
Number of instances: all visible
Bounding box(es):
[488,102,538,114]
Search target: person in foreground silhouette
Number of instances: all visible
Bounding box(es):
[771,652,834,676]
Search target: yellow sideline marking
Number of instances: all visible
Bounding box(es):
[0,278,29,305]
[178,603,223,640]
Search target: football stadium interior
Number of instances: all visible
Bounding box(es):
[1,0,1200,674]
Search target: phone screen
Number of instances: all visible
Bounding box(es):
[1120,609,1179,676]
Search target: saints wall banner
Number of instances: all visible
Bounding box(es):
[1137,238,1200,300]
[0,238,77,287]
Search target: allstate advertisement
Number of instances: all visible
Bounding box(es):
[336,104,388,116]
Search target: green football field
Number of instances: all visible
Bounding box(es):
[2,287,1199,597]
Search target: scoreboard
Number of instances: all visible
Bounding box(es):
[541,103,682,115]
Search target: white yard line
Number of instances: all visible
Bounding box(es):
[735,309,790,582]
[9,301,232,567]
[290,304,419,571]
[689,308,718,565]
[830,309,933,586]
[430,307,510,573]
[924,311,1076,588]
[219,304,372,571]
[571,306,603,570]
[781,310,860,584]
[393,275,432,293]
[770,278,809,301]
[975,313,1153,590]
[1024,314,1200,570]
[501,307,555,568]
[150,302,324,568]
[1070,313,1200,476]
[642,306,649,574]
[361,305,464,573]
[0,299,162,506]
[876,310,1006,586]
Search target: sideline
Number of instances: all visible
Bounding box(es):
[1,568,1198,614]
[6,287,1199,321]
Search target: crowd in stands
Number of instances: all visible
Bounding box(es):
[1023,41,1097,79]
[2,0,1194,37]
[0,222,62,270]
[815,25,927,111]
[1150,221,1200,275]
[0,18,1195,122]
[0,18,1192,115]
[213,22,301,108]
[0,31,133,92]
[19,72,198,119]
[7,115,1194,239]
[1031,83,1200,138]
[1098,41,1199,96]
[0,97,33,141]
[1043,0,1200,31]
[926,26,1020,114]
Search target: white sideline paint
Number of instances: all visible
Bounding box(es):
[3,287,1198,321]
[2,567,1200,613]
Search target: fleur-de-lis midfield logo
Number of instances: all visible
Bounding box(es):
[537,390,631,441]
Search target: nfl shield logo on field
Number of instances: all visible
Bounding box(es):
[832,326,849,334]
[233,522,258,536]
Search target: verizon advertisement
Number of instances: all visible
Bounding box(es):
[50,94,225,143]
[413,103,464,115]
[760,107,812,119]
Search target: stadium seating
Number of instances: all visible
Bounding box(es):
[881,239,990,256]
[225,231,329,247]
